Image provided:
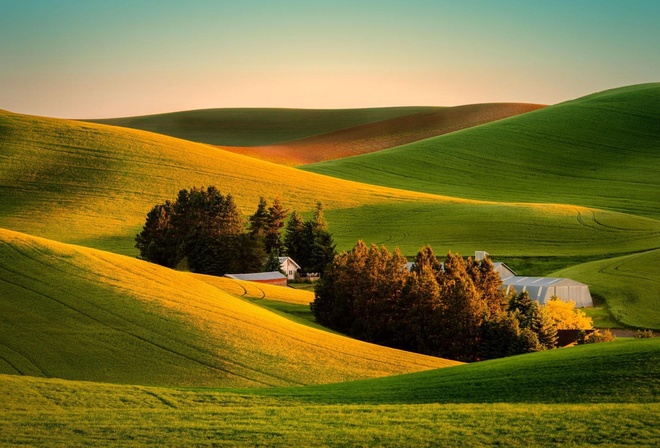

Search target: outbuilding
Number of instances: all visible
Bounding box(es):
[224,271,288,287]
[476,251,593,307]
[501,276,593,307]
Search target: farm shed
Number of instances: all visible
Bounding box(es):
[224,271,288,287]
[501,276,593,307]
[278,257,301,281]
[492,262,516,279]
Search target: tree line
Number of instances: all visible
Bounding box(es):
[135,186,336,276]
[312,242,592,362]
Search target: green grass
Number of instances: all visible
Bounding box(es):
[553,249,660,330]
[583,306,624,329]
[245,338,659,404]
[325,201,660,257]
[1,339,658,446]
[86,107,440,146]
[1,401,655,447]
[304,83,660,220]
[0,228,456,388]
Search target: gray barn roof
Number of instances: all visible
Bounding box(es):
[502,276,587,288]
[225,271,287,281]
[502,276,592,307]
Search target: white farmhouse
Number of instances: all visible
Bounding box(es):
[278,257,301,281]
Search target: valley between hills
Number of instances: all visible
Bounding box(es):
[1,83,658,446]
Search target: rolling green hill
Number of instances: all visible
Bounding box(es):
[1,108,657,260]
[304,83,660,220]
[249,338,660,404]
[219,103,544,165]
[1,339,657,446]
[86,107,441,146]
[553,249,660,330]
[0,227,456,388]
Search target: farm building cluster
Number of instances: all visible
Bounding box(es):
[224,251,593,308]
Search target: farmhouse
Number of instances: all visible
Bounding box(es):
[224,271,288,287]
[279,256,301,281]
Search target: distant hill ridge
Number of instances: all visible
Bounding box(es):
[218,103,545,165]
[86,106,441,146]
[304,83,660,219]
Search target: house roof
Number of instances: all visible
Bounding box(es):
[225,271,287,281]
[501,276,588,287]
[278,257,301,269]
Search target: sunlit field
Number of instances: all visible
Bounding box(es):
[0,228,456,387]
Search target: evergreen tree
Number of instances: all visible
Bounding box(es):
[265,198,288,255]
[437,252,487,361]
[508,291,558,350]
[400,258,443,354]
[312,241,369,332]
[467,257,507,316]
[284,210,305,263]
[312,201,327,232]
[249,197,269,238]
[306,222,336,275]
[135,201,179,267]
[508,291,538,329]
[136,186,263,276]
[236,233,267,273]
[411,245,443,276]
[480,312,523,360]
[534,305,558,349]
[263,249,283,273]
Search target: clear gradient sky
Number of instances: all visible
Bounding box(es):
[1,0,658,118]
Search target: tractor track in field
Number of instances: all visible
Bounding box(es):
[0,341,46,376]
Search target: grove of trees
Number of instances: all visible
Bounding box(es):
[312,242,590,362]
[135,186,335,277]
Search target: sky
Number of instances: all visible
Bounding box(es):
[1,0,658,118]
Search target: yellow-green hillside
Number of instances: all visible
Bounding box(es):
[0,227,456,387]
[1,109,658,258]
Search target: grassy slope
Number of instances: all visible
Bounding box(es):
[249,338,660,404]
[219,103,545,165]
[1,339,657,446]
[86,107,439,146]
[304,83,660,220]
[0,227,456,388]
[1,109,658,259]
[553,249,660,330]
